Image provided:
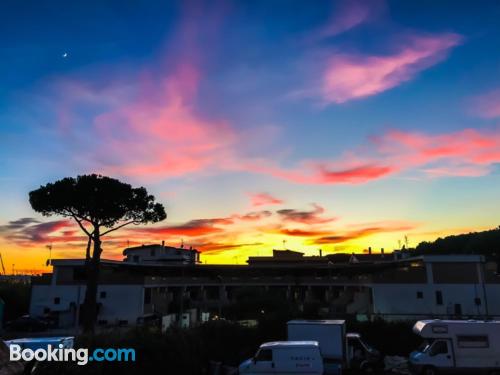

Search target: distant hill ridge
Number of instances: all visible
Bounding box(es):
[415,227,500,258]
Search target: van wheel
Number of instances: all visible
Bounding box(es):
[422,366,437,375]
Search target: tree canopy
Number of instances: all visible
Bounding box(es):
[415,226,500,257]
[29,174,166,236]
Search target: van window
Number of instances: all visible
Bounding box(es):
[457,335,489,348]
[429,341,448,356]
[431,325,448,334]
[255,349,273,362]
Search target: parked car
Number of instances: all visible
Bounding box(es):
[239,341,324,375]
[409,319,500,375]
[5,315,48,332]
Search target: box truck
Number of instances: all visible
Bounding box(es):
[239,341,324,375]
[287,320,383,374]
[409,320,500,375]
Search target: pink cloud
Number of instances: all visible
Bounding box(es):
[469,89,500,119]
[315,0,377,38]
[245,160,395,184]
[321,33,461,103]
[247,127,500,184]
[248,192,284,207]
[95,65,238,179]
[0,218,78,246]
[377,128,500,171]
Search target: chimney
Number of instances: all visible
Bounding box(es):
[319,249,323,257]
[381,248,385,258]
[161,240,165,247]
[368,247,372,255]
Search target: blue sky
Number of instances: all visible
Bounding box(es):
[1,0,500,269]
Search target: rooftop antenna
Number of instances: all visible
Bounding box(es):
[282,239,287,250]
[404,235,409,249]
[46,244,52,267]
[180,239,184,249]
[127,239,130,248]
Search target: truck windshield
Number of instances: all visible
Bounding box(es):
[420,339,434,353]
[359,338,375,352]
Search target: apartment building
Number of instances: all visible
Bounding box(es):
[29,245,500,328]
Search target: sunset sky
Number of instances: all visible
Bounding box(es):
[1,0,500,272]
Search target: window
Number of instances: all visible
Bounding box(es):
[98,320,108,326]
[435,291,443,305]
[474,297,482,306]
[133,255,139,262]
[429,341,448,356]
[457,335,489,348]
[144,288,152,304]
[432,325,448,334]
[454,303,462,316]
[73,268,87,281]
[54,297,60,305]
[255,349,273,362]
[150,249,156,256]
[416,291,423,299]
[100,291,107,299]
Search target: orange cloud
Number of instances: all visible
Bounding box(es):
[275,228,332,237]
[311,221,417,244]
[134,217,234,237]
[196,242,264,254]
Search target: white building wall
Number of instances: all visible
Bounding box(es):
[371,283,498,319]
[30,284,145,327]
[484,284,500,316]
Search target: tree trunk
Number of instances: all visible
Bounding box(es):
[82,226,102,333]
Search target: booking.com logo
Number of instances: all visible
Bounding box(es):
[10,344,136,365]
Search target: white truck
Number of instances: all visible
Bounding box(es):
[239,341,324,375]
[287,320,383,374]
[409,320,500,375]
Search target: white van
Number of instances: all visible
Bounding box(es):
[239,341,324,375]
[409,320,500,375]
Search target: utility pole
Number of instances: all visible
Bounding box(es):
[0,252,6,275]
